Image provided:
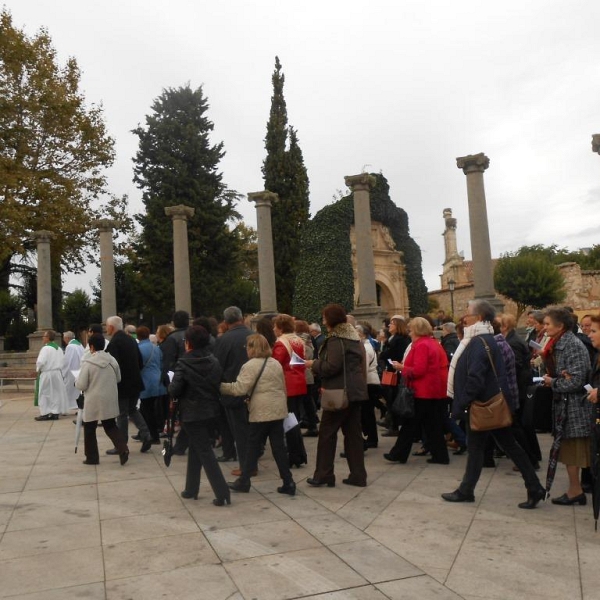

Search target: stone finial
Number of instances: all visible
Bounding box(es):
[592,134,600,154]
[32,230,54,243]
[95,219,120,233]
[165,205,195,221]
[248,191,279,208]
[344,173,376,192]
[456,153,490,174]
[443,208,457,230]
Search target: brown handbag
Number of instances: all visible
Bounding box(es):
[320,339,349,411]
[469,338,513,432]
[381,370,398,386]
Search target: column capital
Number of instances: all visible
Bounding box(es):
[592,134,600,154]
[32,230,54,243]
[344,173,376,192]
[165,204,195,221]
[95,218,120,233]
[248,191,279,208]
[456,153,490,174]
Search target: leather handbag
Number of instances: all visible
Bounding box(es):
[381,370,398,386]
[320,339,349,411]
[469,338,513,432]
[391,379,414,419]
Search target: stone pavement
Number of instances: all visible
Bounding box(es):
[1,389,599,600]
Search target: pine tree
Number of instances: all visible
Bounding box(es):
[262,57,310,314]
[132,84,246,321]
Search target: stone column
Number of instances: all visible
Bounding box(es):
[27,231,54,352]
[248,191,278,315]
[165,205,195,315]
[456,153,503,312]
[96,219,119,323]
[345,174,388,327]
[592,134,600,155]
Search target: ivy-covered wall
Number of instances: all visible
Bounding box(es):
[293,173,428,323]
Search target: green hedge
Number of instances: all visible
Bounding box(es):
[293,173,428,322]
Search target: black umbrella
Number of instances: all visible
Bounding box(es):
[545,400,567,500]
[161,397,179,468]
[590,404,600,531]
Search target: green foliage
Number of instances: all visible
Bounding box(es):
[293,173,428,322]
[4,317,35,352]
[494,253,566,320]
[262,57,310,314]
[0,9,128,295]
[61,289,92,336]
[0,290,22,336]
[514,244,600,271]
[132,84,248,321]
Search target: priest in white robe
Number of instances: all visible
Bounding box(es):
[61,331,84,413]
[34,330,68,421]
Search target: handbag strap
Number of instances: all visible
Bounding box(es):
[338,338,347,390]
[478,337,502,393]
[247,358,268,401]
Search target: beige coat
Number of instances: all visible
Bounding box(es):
[75,351,121,422]
[220,357,288,422]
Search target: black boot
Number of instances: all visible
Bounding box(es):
[518,486,545,509]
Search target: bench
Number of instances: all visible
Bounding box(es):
[0,370,37,392]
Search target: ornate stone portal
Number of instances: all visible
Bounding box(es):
[350,222,410,321]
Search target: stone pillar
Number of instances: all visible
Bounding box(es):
[28,231,54,352]
[456,153,503,312]
[592,134,600,155]
[165,205,195,315]
[96,219,119,323]
[345,174,388,327]
[248,191,278,315]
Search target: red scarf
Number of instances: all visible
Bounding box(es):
[541,329,566,377]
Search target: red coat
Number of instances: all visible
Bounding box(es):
[272,335,307,397]
[401,336,448,400]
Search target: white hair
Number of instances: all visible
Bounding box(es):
[106,316,123,331]
[63,331,75,340]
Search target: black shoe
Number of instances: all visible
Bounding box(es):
[582,483,593,494]
[119,451,129,466]
[216,455,237,462]
[342,478,366,487]
[441,489,475,503]
[131,434,141,441]
[34,413,58,421]
[453,445,467,456]
[82,459,99,465]
[140,438,152,453]
[518,486,545,509]
[302,429,319,437]
[383,453,405,463]
[228,479,251,493]
[106,448,119,455]
[307,477,335,487]
[213,497,231,506]
[412,448,429,456]
[551,492,587,506]
[277,482,296,496]
[427,458,449,465]
[181,490,198,500]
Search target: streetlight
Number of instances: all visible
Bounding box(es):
[448,279,456,319]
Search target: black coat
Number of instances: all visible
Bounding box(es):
[169,349,222,422]
[214,324,252,407]
[441,332,460,362]
[379,334,410,369]
[505,329,532,400]
[106,330,144,399]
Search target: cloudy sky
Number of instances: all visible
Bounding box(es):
[9,0,600,298]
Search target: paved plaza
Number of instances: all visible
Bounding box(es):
[1,388,599,600]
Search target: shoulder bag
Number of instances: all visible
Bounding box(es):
[391,376,414,418]
[469,338,513,431]
[381,370,398,386]
[320,338,349,411]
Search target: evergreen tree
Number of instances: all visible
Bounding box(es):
[262,57,310,314]
[132,84,245,321]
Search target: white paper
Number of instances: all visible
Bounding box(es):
[168,370,175,382]
[528,340,542,351]
[290,351,305,366]
[584,384,593,392]
[283,412,299,432]
[532,377,544,383]
[71,369,80,380]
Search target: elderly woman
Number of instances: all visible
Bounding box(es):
[541,307,592,505]
[222,334,296,496]
[76,334,129,466]
[384,317,450,465]
[305,304,368,487]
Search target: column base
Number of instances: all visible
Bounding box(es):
[474,295,505,315]
[251,311,279,328]
[27,331,48,353]
[351,305,390,330]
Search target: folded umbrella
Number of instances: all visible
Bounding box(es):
[162,397,178,468]
[545,400,567,500]
[74,407,83,453]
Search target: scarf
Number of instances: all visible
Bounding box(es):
[45,342,60,350]
[541,329,566,377]
[447,320,494,398]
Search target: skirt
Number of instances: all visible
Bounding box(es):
[559,437,591,468]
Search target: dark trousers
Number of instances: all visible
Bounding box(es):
[116,395,150,442]
[224,405,249,467]
[313,402,367,485]
[239,419,293,486]
[182,420,229,501]
[302,387,319,429]
[84,418,128,463]
[361,384,380,444]
[389,399,449,463]
[459,425,542,496]
[217,404,236,459]
[139,396,161,442]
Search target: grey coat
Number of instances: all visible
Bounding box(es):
[549,331,592,439]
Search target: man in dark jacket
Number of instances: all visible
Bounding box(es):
[442,300,545,509]
[105,316,151,453]
[440,322,460,362]
[214,306,252,475]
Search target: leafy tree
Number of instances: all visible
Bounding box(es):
[61,289,92,337]
[0,9,129,313]
[132,84,246,321]
[515,244,600,271]
[262,57,310,314]
[0,290,22,336]
[494,253,566,320]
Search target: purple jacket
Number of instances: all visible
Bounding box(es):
[495,334,519,411]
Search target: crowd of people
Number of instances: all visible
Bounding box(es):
[31,300,599,510]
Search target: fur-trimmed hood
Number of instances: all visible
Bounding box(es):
[329,322,360,342]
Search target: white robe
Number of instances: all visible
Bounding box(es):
[62,340,84,412]
[36,344,68,416]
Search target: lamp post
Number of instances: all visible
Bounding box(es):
[448,279,456,319]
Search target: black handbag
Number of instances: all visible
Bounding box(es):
[391,379,415,418]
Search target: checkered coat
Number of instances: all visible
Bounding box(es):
[549,331,592,439]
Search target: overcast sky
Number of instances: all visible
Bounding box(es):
[9,0,600,300]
